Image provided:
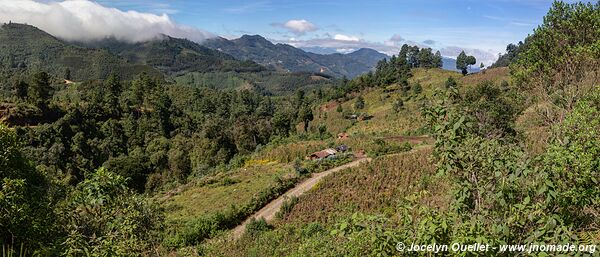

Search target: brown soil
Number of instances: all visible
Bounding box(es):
[231,157,372,239]
[320,101,339,112]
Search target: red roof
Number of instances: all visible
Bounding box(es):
[309,148,338,159]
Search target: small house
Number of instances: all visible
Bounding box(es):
[307,148,338,160]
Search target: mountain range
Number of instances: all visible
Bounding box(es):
[0,22,466,83]
[203,35,389,78]
[84,36,265,75]
[0,23,159,80]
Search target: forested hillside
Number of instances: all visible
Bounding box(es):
[85,36,265,75]
[203,35,389,78]
[0,1,598,256]
[0,23,159,81]
[204,2,600,256]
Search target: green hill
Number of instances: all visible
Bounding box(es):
[203,35,387,78]
[0,23,159,80]
[88,35,265,75]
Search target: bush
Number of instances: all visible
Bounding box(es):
[245,218,271,236]
[60,168,164,256]
[0,123,54,252]
[371,140,412,157]
[302,153,354,173]
[275,196,299,219]
[167,174,299,246]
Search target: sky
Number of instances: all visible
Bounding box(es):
[0,0,586,65]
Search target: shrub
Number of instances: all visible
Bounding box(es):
[245,218,271,236]
[276,196,299,219]
[60,168,164,256]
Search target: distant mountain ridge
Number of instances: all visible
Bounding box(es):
[203,35,389,78]
[0,23,159,80]
[80,35,265,75]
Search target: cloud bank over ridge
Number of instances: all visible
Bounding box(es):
[0,0,214,43]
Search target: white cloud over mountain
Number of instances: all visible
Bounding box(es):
[0,0,214,43]
[282,34,499,66]
[272,19,318,36]
[0,0,500,65]
[333,34,360,42]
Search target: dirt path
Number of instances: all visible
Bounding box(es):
[231,157,372,239]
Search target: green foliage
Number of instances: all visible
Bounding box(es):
[412,82,422,95]
[301,153,354,174]
[456,51,476,75]
[544,87,600,221]
[462,80,518,138]
[490,42,523,68]
[245,218,272,236]
[276,196,299,219]
[371,139,412,157]
[354,95,365,110]
[0,123,54,251]
[512,1,600,109]
[59,167,164,256]
[445,76,458,89]
[392,98,404,112]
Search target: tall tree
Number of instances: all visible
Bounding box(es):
[456,51,476,75]
[433,51,443,68]
[13,79,28,100]
[355,95,365,110]
[29,72,51,106]
[418,48,435,68]
[298,104,314,132]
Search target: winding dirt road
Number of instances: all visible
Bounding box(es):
[231,157,372,239]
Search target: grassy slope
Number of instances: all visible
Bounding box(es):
[160,161,293,224]
[164,68,463,222]
[203,147,447,256]
[200,67,512,256]
[165,68,510,256]
[311,68,463,137]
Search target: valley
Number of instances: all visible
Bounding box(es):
[0,1,599,257]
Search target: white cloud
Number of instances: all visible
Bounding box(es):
[389,34,404,42]
[0,0,214,43]
[333,34,360,42]
[440,46,497,66]
[279,34,499,66]
[273,19,318,36]
[335,48,356,54]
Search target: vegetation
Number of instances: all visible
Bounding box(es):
[204,2,600,256]
[1,1,599,256]
[203,35,389,78]
[490,42,523,68]
[455,50,477,75]
[89,36,265,75]
[0,23,159,82]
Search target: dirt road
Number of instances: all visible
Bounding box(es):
[231,157,372,239]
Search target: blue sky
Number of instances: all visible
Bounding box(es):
[93,0,570,64]
[3,0,587,65]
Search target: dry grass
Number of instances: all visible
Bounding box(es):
[310,87,426,138]
[160,162,294,224]
[410,68,462,95]
[459,67,510,86]
[277,146,448,225]
[251,140,332,163]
